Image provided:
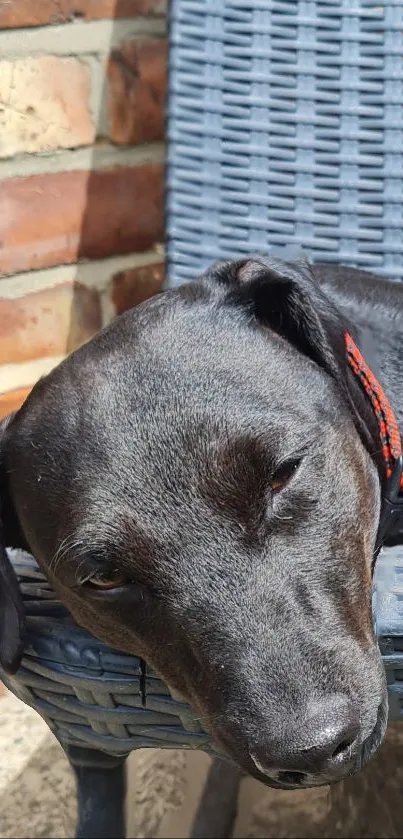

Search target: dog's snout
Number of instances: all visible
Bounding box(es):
[250,696,360,785]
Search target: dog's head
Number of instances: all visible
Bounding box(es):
[0,256,387,788]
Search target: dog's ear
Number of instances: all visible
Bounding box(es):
[213,256,346,382]
[212,255,379,459]
[0,414,25,674]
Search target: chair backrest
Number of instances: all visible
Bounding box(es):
[166,0,403,286]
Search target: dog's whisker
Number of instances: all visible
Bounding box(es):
[50,536,70,573]
[51,534,88,575]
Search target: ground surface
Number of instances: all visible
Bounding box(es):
[1,689,403,838]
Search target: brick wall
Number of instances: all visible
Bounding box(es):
[0,1,166,420]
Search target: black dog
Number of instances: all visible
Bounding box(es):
[1,256,402,789]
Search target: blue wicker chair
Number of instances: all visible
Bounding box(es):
[2,2,403,836]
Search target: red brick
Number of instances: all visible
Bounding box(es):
[0,283,102,365]
[108,39,167,145]
[0,1,165,28]
[0,387,31,420]
[0,165,164,275]
[111,261,164,313]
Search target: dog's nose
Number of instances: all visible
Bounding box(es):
[250,696,360,785]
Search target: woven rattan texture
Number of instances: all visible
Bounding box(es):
[166,0,403,286]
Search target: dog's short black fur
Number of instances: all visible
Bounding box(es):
[1,256,402,788]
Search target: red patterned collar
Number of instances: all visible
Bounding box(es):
[345,333,403,551]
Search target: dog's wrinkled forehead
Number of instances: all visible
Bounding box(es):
[25,281,353,498]
[48,291,337,480]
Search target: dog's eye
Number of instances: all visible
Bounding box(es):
[270,458,301,494]
[84,568,130,590]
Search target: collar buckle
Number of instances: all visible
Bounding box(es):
[375,456,403,552]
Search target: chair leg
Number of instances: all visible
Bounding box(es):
[190,757,241,839]
[66,745,127,839]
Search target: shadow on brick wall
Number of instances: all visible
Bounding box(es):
[70,0,167,348]
[0,2,167,419]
